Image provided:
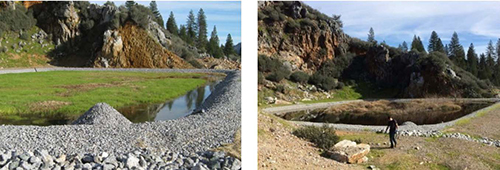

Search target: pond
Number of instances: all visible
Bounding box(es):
[117,82,217,123]
[0,81,219,125]
[279,100,495,125]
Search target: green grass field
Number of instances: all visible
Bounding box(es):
[0,71,217,124]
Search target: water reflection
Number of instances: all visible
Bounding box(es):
[118,82,217,123]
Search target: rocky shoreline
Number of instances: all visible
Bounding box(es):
[0,69,241,169]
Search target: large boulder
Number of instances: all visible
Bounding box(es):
[73,103,132,126]
[326,140,370,164]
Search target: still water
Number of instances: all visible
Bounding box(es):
[118,82,217,123]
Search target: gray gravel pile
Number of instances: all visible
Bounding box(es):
[0,149,241,170]
[72,103,132,126]
[0,69,241,168]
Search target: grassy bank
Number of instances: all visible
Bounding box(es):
[0,27,54,68]
[0,71,217,124]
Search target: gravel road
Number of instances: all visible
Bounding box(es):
[0,68,241,169]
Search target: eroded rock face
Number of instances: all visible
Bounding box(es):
[326,140,370,164]
[93,23,192,68]
[87,4,117,25]
[147,17,172,48]
[34,2,80,46]
[258,1,349,72]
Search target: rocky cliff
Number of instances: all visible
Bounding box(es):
[258,1,349,72]
[94,23,191,68]
[258,1,493,99]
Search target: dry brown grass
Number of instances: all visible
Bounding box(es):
[28,100,71,112]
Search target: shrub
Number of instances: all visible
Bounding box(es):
[128,4,153,29]
[275,85,285,93]
[0,46,7,53]
[290,71,309,83]
[309,73,337,91]
[349,38,373,51]
[0,4,36,33]
[258,72,265,84]
[293,125,339,149]
[266,70,290,82]
[299,18,316,28]
[336,82,345,89]
[285,19,299,32]
[314,52,356,78]
[19,33,30,40]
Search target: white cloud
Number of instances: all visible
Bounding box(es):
[306,1,500,50]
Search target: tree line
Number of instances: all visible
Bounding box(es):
[368,27,500,86]
[163,6,236,58]
[124,0,237,59]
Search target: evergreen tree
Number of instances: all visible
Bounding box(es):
[125,0,135,9]
[196,8,208,51]
[494,54,500,85]
[179,25,187,42]
[186,10,197,45]
[486,52,495,80]
[444,44,450,56]
[224,34,235,56]
[449,32,466,69]
[104,1,115,7]
[367,27,375,43]
[487,40,496,61]
[207,26,223,58]
[497,38,500,61]
[149,1,164,28]
[166,11,178,35]
[478,53,490,80]
[428,31,444,53]
[466,43,478,76]
[402,41,408,52]
[411,35,426,53]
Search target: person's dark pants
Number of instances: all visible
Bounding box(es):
[389,131,397,148]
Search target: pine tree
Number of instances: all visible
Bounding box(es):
[487,40,496,61]
[411,35,425,53]
[466,43,478,76]
[449,32,466,69]
[497,38,500,61]
[186,10,197,45]
[478,53,490,80]
[207,26,223,58]
[125,0,135,9]
[428,31,445,53]
[367,27,375,43]
[196,8,208,51]
[179,25,187,42]
[166,11,178,35]
[149,1,164,28]
[486,52,495,80]
[402,41,408,52]
[444,44,450,56]
[224,34,235,56]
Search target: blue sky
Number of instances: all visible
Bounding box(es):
[305,1,500,54]
[91,1,241,45]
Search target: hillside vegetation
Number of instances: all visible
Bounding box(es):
[257,1,494,103]
[0,1,240,69]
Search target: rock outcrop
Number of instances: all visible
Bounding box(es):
[94,23,192,68]
[32,1,81,46]
[326,140,370,164]
[258,1,349,71]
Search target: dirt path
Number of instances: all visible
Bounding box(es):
[258,113,361,170]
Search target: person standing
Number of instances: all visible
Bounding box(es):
[385,116,399,148]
